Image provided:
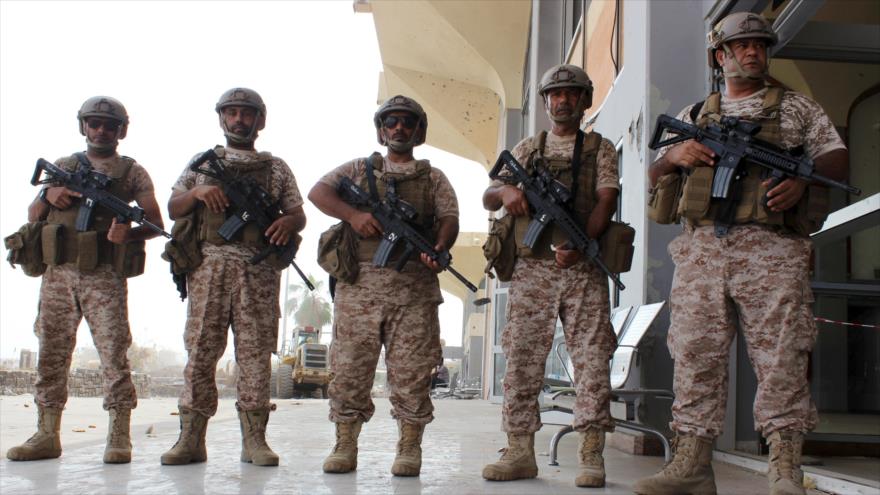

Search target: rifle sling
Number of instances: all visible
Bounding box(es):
[569,130,585,202]
[365,153,380,202]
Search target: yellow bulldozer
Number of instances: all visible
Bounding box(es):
[275,325,331,399]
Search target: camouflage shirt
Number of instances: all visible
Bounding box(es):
[319,156,459,219]
[491,131,620,190]
[321,155,456,305]
[173,147,303,260]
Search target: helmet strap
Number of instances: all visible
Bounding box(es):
[544,92,587,125]
[721,44,767,81]
[219,111,260,144]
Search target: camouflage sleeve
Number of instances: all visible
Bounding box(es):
[272,158,304,212]
[126,162,155,197]
[782,92,846,159]
[655,105,695,160]
[171,153,203,192]
[318,158,362,189]
[431,168,459,219]
[595,138,620,190]
[489,136,532,187]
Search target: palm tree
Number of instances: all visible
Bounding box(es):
[284,273,332,331]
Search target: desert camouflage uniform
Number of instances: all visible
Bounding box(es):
[173,147,303,417]
[319,156,458,425]
[34,154,153,411]
[497,133,619,434]
[660,88,846,437]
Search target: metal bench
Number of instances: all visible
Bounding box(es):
[540,302,674,464]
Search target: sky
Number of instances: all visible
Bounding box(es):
[0,1,490,363]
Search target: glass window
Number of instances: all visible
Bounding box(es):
[493,353,507,397]
[494,291,508,346]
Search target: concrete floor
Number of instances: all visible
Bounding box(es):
[0,395,819,495]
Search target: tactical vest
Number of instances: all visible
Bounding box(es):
[44,154,142,275]
[515,130,602,259]
[680,87,828,235]
[196,147,276,249]
[354,153,436,262]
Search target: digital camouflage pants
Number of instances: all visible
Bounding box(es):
[328,287,441,426]
[34,264,136,410]
[667,223,818,438]
[501,258,617,434]
[179,254,280,417]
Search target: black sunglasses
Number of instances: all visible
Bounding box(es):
[383,115,418,130]
[86,119,121,131]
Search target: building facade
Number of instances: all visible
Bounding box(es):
[363,0,879,484]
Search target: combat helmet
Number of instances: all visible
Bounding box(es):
[373,95,428,151]
[77,96,129,149]
[215,87,266,144]
[538,64,594,122]
[707,12,777,78]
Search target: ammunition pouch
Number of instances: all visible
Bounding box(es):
[162,213,203,276]
[41,224,64,266]
[114,240,146,278]
[317,222,359,283]
[482,214,517,282]
[678,167,714,221]
[38,223,141,276]
[263,233,302,271]
[75,231,99,272]
[599,221,635,274]
[647,172,683,224]
[4,221,47,277]
[785,184,829,237]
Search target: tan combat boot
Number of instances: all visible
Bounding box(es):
[575,427,606,487]
[482,433,539,481]
[632,434,717,495]
[103,408,132,464]
[160,407,209,465]
[239,407,279,466]
[6,405,63,461]
[391,421,424,476]
[323,421,363,473]
[767,431,806,495]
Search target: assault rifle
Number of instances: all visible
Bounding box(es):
[337,176,478,293]
[489,151,625,291]
[189,148,313,291]
[31,154,170,238]
[649,114,861,200]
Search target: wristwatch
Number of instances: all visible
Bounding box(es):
[38,187,50,204]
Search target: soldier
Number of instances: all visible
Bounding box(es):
[7,96,164,464]
[634,13,849,495]
[160,88,306,467]
[308,95,460,477]
[481,64,620,487]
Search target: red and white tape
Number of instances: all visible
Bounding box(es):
[814,317,880,330]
